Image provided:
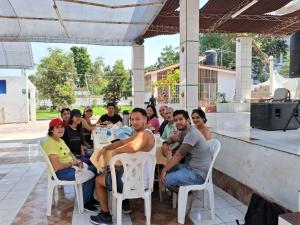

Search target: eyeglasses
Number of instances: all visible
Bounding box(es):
[86,110,93,113]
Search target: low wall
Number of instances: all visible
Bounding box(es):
[213,132,300,211]
[216,103,250,113]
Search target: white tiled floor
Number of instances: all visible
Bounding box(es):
[0,151,46,225]
[188,186,246,225]
[70,184,246,225]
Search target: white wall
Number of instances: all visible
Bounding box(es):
[218,71,236,101]
[0,76,29,123]
[214,133,300,211]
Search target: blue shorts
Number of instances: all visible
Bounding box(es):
[105,167,124,193]
[164,163,205,188]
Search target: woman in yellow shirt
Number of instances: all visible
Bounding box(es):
[42,118,97,212]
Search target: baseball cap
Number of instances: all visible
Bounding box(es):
[71,109,82,117]
[49,118,63,128]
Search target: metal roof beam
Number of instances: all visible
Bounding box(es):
[0,15,149,25]
[207,0,259,32]
[55,0,164,9]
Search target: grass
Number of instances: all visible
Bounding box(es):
[36,105,132,120]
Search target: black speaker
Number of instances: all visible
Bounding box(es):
[250,102,300,130]
[290,31,300,78]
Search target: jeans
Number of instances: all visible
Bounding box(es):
[56,167,95,204]
[105,168,124,193]
[164,163,204,188]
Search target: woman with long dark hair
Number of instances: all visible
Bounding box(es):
[191,108,212,140]
[146,104,160,133]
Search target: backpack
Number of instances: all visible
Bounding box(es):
[236,193,285,225]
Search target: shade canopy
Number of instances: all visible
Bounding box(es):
[0,0,165,46]
[143,0,300,38]
[0,42,33,69]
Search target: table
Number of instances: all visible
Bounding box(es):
[90,133,172,172]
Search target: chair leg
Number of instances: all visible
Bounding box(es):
[159,182,163,202]
[112,195,117,220]
[186,192,194,216]
[172,192,177,209]
[204,189,208,209]
[117,198,122,225]
[178,188,188,224]
[47,183,54,216]
[144,194,151,225]
[208,184,215,220]
[75,184,83,213]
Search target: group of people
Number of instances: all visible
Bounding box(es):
[43,102,213,225]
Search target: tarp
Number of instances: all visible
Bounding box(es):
[0,0,165,46]
[0,42,33,69]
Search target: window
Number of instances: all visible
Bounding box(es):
[198,68,218,106]
[0,80,6,94]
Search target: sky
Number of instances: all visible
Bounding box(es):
[0,0,208,76]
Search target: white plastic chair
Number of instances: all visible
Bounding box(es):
[110,152,156,225]
[173,139,221,224]
[39,143,92,216]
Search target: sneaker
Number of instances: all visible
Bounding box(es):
[84,202,98,213]
[122,199,132,214]
[90,212,112,225]
[89,197,100,207]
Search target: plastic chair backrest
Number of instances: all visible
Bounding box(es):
[273,88,290,101]
[110,152,156,199]
[204,139,221,184]
[39,140,59,181]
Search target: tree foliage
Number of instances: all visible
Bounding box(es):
[35,48,76,109]
[199,33,236,68]
[252,36,288,82]
[146,45,179,71]
[279,53,290,78]
[88,56,107,95]
[102,60,130,105]
[152,68,180,94]
[70,46,92,87]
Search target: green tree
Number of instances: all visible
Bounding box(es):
[35,48,76,109]
[252,36,288,81]
[88,56,107,95]
[70,46,92,87]
[102,60,129,105]
[199,33,236,68]
[122,70,132,99]
[279,53,290,78]
[152,68,180,94]
[157,45,179,68]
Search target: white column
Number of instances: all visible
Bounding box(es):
[132,44,145,108]
[269,56,275,96]
[235,37,252,103]
[179,0,199,113]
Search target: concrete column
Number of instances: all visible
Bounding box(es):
[132,44,145,108]
[235,37,252,102]
[179,0,199,113]
[268,56,275,96]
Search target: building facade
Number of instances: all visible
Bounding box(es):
[144,64,235,111]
